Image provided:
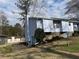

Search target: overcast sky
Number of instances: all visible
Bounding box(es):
[0,0,70,25]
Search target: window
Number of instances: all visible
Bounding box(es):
[54,24,60,28]
[37,20,42,28]
[69,23,71,26]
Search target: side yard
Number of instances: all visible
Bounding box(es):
[54,37,79,53]
[0,36,79,59]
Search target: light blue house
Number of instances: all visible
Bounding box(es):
[25,16,79,46]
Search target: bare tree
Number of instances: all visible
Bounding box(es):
[29,0,48,17]
[16,0,48,22]
[66,0,79,18]
[0,11,8,35]
[16,0,48,46]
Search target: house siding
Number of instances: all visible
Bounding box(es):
[29,18,37,41]
[43,19,54,32]
[62,21,69,32]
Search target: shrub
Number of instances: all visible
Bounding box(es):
[72,31,79,36]
[34,28,45,43]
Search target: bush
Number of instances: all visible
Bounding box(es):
[34,28,45,43]
[72,31,79,36]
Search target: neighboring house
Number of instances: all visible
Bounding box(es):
[0,36,25,45]
[25,16,79,45]
[7,37,25,44]
[0,35,7,45]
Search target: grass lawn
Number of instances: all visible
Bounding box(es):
[55,37,79,52]
[0,37,79,59]
[0,45,13,54]
[59,43,79,52]
[0,43,72,59]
